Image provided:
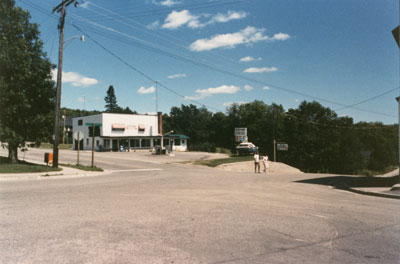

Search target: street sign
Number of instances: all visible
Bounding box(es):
[235,135,246,142]
[85,123,102,127]
[277,143,288,151]
[73,131,84,140]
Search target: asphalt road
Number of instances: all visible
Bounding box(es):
[1,149,399,263]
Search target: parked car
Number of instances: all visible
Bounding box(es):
[236,142,258,155]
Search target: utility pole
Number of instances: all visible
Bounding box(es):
[52,0,76,168]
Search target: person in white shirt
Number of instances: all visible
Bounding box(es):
[262,155,269,173]
[254,152,260,173]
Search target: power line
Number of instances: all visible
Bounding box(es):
[21,0,397,118]
[72,24,224,112]
[334,86,400,112]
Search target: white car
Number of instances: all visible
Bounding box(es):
[236,142,258,155]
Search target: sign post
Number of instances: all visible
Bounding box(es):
[86,123,102,167]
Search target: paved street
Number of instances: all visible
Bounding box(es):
[1,149,399,263]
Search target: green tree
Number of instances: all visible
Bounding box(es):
[282,101,362,174]
[104,85,119,112]
[0,0,56,163]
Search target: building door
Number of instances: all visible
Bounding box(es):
[112,139,118,151]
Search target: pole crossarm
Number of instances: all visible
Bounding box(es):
[53,0,76,13]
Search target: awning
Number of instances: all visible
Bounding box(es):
[112,123,125,129]
[138,124,146,130]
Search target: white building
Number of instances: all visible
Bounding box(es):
[72,113,188,152]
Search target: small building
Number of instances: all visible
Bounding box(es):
[168,134,190,152]
[72,112,188,152]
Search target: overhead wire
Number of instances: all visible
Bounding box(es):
[19,0,398,120]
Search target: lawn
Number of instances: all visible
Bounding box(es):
[194,155,254,167]
[39,143,72,149]
[0,157,61,173]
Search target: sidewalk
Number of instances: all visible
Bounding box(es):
[0,165,109,181]
[344,170,400,200]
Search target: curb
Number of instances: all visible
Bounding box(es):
[335,183,400,200]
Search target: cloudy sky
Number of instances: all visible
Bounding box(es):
[18,0,399,123]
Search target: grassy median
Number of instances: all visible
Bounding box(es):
[193,155,254,167]
[0,157,61,173]
[60,163,103,171]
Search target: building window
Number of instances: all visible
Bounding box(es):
[130,139,140,148]
[182,139,186,145]
[174,139,181,146]
[112,124,125,131]
[96,140,99,147]
[163,139,170,146]
[86,138,89,145]
[78,119,83,126]
[141,139,150,148]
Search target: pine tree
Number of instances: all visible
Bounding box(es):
[104,85,119,112]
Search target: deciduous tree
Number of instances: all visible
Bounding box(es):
[0,0,55,163]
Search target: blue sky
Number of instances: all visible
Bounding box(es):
[18,0,399,124]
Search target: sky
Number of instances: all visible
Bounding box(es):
[17,0,399,124]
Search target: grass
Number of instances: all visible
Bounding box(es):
[60,163,103,171]
[39,143,72,149]
[194,155,254,167]
[360,165,398,177]
[0,157,61,173]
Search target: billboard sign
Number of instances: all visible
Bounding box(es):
[277,143,289,151]
[234,127,247,136]
[234,128,247,142]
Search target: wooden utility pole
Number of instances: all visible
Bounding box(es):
[91,123,95,167]
[77,131,80,165]
[52,0,76,168]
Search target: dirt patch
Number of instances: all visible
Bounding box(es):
[217,161,303,174]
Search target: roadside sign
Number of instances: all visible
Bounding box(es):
[73,131,84,140]
[277,143,288,151]
[235,135,246,142]
[234,127,247,136]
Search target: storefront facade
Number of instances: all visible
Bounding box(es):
[72,112,189,151]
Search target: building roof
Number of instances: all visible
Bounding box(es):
[168,134,190,139]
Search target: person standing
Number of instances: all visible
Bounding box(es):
[254,152,260,173]
[262,155,269,173]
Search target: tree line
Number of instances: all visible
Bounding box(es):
[163,101,398,175]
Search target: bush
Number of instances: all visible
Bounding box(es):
[188,142,216,153]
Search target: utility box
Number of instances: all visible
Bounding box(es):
[44,152,53,165]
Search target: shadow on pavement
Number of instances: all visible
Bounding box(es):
[296,175,400,188]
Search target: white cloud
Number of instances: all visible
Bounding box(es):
[185,85,241,101]
[137,86,155,94]
[190,26,290,52]
[272,32,290,40]
[223,101,247,106]
[244,85,253,91]
[162,10,200,29]
[244,67,278,73]
[196,85,240,95]
[52,69,98,87]
[77,97,85,103]
[239,56,262,62]
[263,86,271,90]
[168,73,187,79]
[162,10,247,30]
[211,11,247,23]
[160,0,181,6]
